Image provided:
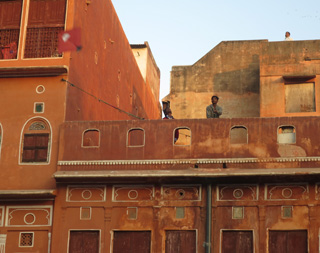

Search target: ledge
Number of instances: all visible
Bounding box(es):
[0,66,68,77]
[53,167,320,181]
[0,190,56,199]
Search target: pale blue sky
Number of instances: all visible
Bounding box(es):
[112,0,320,101]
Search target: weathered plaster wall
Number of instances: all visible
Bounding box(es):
[57,117,320,169]
[165,40,266,119]
[131,42,161,111]
[66,0,161,121]
[260,40,320,117]
[0,76,67,189]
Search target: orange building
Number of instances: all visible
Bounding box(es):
[1,0,320,253]
[0,0,160,252]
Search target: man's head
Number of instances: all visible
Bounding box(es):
[285,31,290,38]
[211,95,219,104]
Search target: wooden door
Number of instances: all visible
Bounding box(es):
[69,231,99,253]
[222,231,253,253]
[113,231,151,253]
[165,230,196,253]
[269,230,307,253]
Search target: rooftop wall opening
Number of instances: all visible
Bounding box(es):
[278,126,296,144]
[230,126,248,144]
[82,129,100,148]
[174,127,191,146]
[127,128,145,147]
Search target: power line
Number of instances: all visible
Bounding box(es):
[61,79,144,120]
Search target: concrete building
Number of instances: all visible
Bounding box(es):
[163,40,320,119]
[0,0,160,252]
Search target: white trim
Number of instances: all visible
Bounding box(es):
[66,185,106,202]
[80,207,92,220]
[48,232,51,253]
[24,212,36,225]
[57,156,320,166]
[33,102,45,113]
[18,116,52,165]
[0,234,7,253]
[264,183,309,201]
[112,185,154,202]
[161,184,202,201]
[36,85,45,94]
[217,184,259,201]
[5,205,53,227]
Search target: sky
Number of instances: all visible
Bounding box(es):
[112,0,320,101]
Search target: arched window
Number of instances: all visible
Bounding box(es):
[20,118,51,163]
[82,129,100,147]
[174,127,191,146]
[127,128,145,147]
[278,126,296,144]
[230,126,248,144]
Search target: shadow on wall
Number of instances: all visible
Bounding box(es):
[213,55,260,94]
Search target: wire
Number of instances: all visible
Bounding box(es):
[61,78,144,120]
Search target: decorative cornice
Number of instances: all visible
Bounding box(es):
[57,157,320,166]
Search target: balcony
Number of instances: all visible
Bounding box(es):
[0,0,66,60]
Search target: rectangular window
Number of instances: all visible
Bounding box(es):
[269,230,307,253]
[165,230,196,253]
[285,82,315,113]
[0,0,22,59]
[24,0,66,58]
[69,231,99,253]
[113,231,151,253]
[22,133,49,162]
[222,231,253,253]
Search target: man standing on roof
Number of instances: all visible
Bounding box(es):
[206,95,222,118]
[285,31,293,41]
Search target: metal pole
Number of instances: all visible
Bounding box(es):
[205,184,212,253]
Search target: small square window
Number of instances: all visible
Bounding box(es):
[176,207,185,219]
[19,232,34,247]
[80,207,91,220]
[232,207,244,219]
[127,207,138,220]
[34,103,44,113]
[282,206,293,218]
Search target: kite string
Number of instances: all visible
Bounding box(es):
[61,78,144,120]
